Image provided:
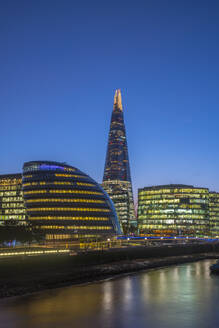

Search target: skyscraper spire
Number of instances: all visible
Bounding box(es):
[102,90,136,233]
[113,89,123,111]
[103,89,130,182]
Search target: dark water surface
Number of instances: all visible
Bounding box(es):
[0,260,219,328]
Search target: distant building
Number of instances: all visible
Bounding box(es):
[138,184,209,237]
[209,192,219,238]
[22,161,121,241]
[0,174,27,226]
[102,90,136,233]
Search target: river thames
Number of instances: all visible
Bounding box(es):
[0,259,218,328]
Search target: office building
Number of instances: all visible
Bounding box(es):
[138,184,209,237]
[209,192,219,238]
[0,174,27,226]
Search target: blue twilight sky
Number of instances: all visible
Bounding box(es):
[0,0,219,198]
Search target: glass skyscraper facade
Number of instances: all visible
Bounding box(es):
[209,192,219,238]
[22,161,121,241]
[138,184,209,237]
[0,174,27,226]
[102,89,136,233]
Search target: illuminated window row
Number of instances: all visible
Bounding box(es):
[23,190,103,195]
[45,234,102,240]
[29,216,109,221]
[38,225,112,230]
[139,194,207,200]
[46,234,72,239]
[2,197,23,202]
[139,224,207,229]
[139,199,180,204]
[23,182,46,186]
[210,203,219,208]
[139,225,207,230]
[4,209,26,214]
[139,219,207,224]
[64,168,76,172]
[142,209,206,215]
[139,189,208,195]
[76,182,95,187]
[138,214,207,219]
[55,173,87,178]
[26,198,105,204]
[23,181,66,186]
[0,179,22,185]
[139,203,203,209]
[23,181,95,187]
[0,215,26,220]
[1,203,24,208]
[28,207,110,212]
[209,193,219,198]
[209,207,219,212]
[111,195,128,200]
[139,190,171,195]
[0,191,17,196]
[190,199,207,204]
[0,186,22,191]
[210,215,219,219]
[138,200,174,205]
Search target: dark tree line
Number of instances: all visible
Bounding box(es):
[0,221,44,244]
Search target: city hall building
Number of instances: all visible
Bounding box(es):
[22,161,121,241]
[138,184,210,237]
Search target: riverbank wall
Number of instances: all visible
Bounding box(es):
[0,242,219,298]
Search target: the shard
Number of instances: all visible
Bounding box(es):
[102,89,136,233]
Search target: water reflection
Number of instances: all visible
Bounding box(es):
[0,260,219,328]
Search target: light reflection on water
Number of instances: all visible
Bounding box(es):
[0,260,219,328]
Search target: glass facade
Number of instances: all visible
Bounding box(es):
[0,174,27,226]
[138,184,209,237]
[209,192,219,238]
[102,90,136,233]
[22,161,121,241]
[102,180,135,233]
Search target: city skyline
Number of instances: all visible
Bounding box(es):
[0,3,219,325]
[1,0,219,198]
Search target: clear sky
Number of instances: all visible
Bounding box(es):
[1,0,219,198]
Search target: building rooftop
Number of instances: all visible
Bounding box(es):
[138,184,208,191]
[0,173,22,179]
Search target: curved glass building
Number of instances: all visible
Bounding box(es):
[22,161,121,241]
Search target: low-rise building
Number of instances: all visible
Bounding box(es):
[0,174,27,226]
[209,192,219,238]
[138,184,209,237]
